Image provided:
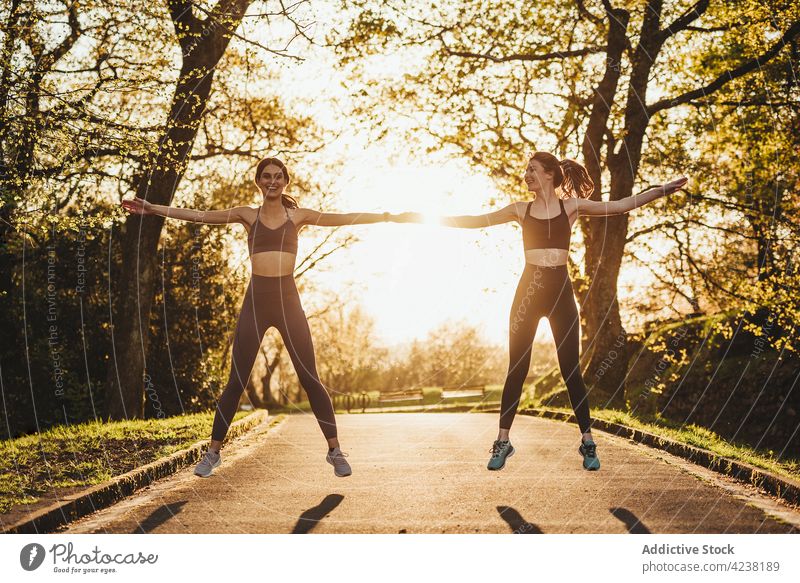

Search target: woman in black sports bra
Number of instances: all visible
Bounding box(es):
[122,157,403,478]
[403,151,687,471]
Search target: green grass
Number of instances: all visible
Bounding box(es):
[0,411,250,514]
[525,406,800,482]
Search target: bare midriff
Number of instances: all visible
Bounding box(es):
[250,252,296,277]
[524,248,569,267]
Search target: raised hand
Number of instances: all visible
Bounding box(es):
[121,196,155,215]
[659,176,688,197]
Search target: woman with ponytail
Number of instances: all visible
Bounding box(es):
[400,152,686,471]
[122,157,405,478]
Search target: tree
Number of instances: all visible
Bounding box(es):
[332,0,800,406]
[423,321,504,388]
[1,0,166,367]
[1,0,171,434]
[312,302,388,394]
[106,0,320,419]
[624,10,800,351]
[250,336,283,408]
[1,0,358,432]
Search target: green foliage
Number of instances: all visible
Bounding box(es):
[641,8,800,347]
[333,0,800,353]
[0,0,348,429]
[0,195,247,436]
[380,321,507,390]
[312,303,390,394]
[144,218,247,416]
[0,0,171,213]
[626,312,799,454]
[0,204,121,438]
[733,276,799,353]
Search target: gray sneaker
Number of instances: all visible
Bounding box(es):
[194,450,221,477]
[325,447,352,477]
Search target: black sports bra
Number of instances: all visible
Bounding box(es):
[522,199,571,251]
[247,205,298,256]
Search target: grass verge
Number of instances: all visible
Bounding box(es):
[0,411,250,514]
[526,406,800,482]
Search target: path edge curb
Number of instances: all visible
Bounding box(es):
[520,407,800,507]
[2,409,270,534]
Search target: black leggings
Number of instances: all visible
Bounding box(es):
[211,274,337,441]
[499,264,592,433]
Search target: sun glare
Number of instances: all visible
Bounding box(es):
[297,154,558,347]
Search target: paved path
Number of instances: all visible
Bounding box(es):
[65,413,800,534]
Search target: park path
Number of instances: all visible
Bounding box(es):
[65,413,799,534]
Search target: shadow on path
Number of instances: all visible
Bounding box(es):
[292,494,345,534]
[497,506,543,534]
[610,507,651,534]
[132,501,188,534]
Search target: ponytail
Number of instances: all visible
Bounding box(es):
[559,158,594,199]
[530,152,594,199]
[281,194,299,209]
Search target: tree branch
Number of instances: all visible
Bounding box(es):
[189,0,306,62]
[294,234,355,281]
[688,98,800,109]
[29,148,133,177]
[437,32,604,63]
[648,20,800,115]
[574,0,604,27]
[657,0,710,43]
[626,217,760,243]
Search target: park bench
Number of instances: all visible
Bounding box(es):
[441,384,486,400]
[332,392,371,412]
[377,389,425,405]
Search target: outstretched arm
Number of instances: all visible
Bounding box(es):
[575,177,688,217]
[121,196,250,225]
[295,208,400,227]
[437,203,521,228]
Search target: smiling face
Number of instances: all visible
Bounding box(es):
[257,164,288,200]
[524,158,553,193]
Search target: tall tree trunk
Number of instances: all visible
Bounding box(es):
[581,1,665,408]
[582,178,631,409]
[106,0,252,419]
[577,5,630,409]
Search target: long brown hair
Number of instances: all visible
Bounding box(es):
[253,157,299,208]
[530,152,594,199]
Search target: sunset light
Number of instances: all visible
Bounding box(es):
[3,0,798,564]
